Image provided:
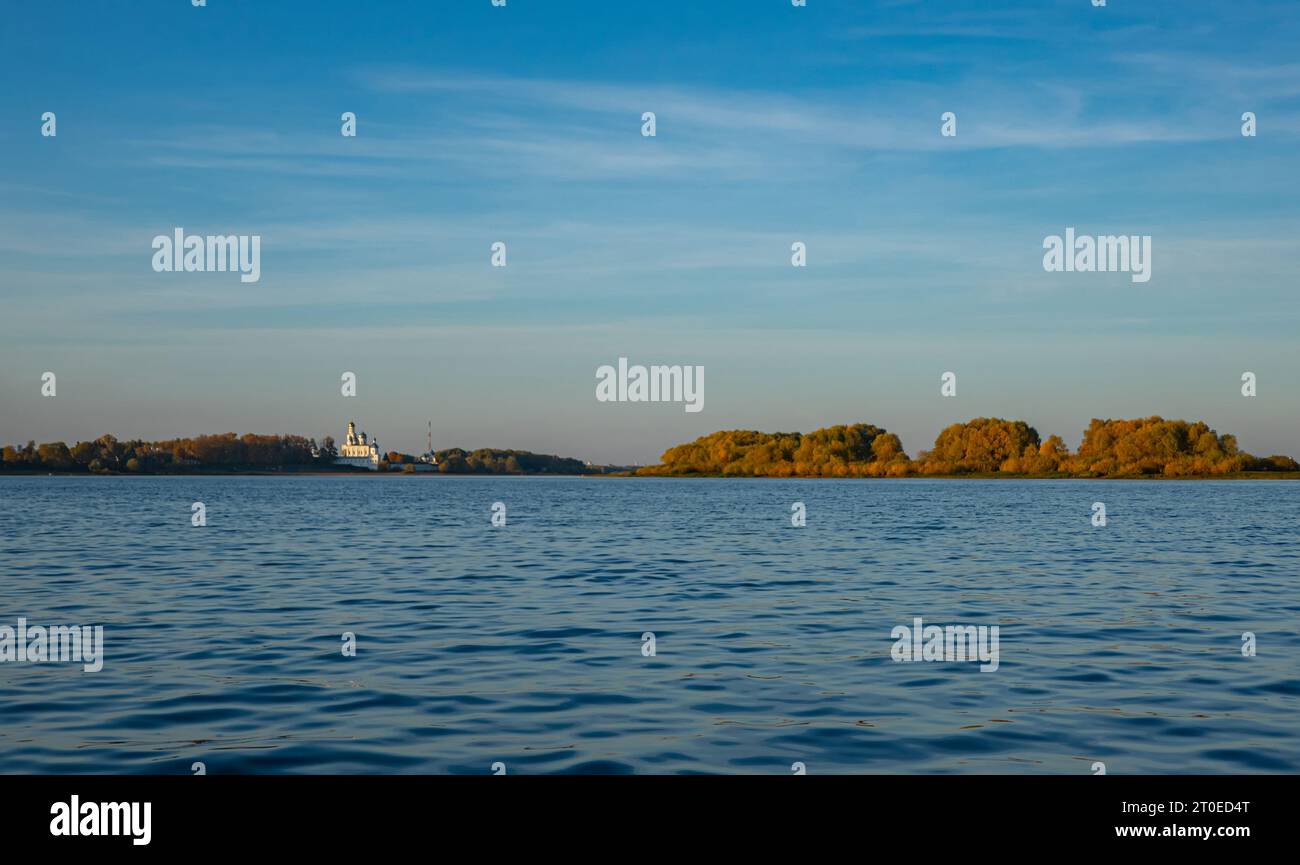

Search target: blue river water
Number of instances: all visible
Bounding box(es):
[1,475,1296,774]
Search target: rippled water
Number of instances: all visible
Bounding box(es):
[1,476,1297,774]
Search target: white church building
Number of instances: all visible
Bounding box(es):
[335,421,381,470]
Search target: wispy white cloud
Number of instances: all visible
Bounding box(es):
[113,62,1287,190]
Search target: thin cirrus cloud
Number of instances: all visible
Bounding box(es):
[358,67,1241,153]
[111,61,1266,191]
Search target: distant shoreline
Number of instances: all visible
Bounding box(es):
[637,417,1299,481]
[4,416,1296,481]
[4,470,1298,480]
[616,472,1300,480]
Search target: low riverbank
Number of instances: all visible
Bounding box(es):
[5,470,1299,480]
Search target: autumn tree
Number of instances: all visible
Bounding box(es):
[922,418,1041,474]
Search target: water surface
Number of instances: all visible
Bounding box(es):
[1,476,1296,774]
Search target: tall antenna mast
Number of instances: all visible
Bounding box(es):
[428,419,432,455]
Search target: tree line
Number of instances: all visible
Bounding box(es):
[0,433,587,475]
[0,433,319,474]
[635,417,1300,478]
[5,419,1294,478]
[431,448,587,474]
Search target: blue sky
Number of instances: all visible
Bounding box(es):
[2,0,1298,462]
